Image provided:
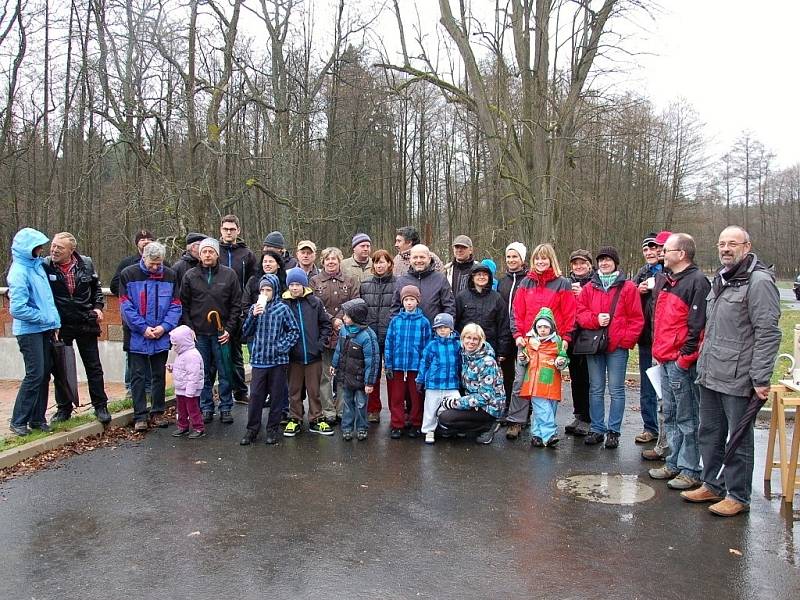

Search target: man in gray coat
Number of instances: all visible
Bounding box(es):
[682,226,781,516]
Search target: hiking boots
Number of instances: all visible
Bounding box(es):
[584,432,605,446]
[219,411,234,424]
[709,498,749,517]
[95,406,112,424]
[681,486,723,504]
[604,432,620,449]
[264,427,280,445]
[240,430,257,445]
[50,411,72,424]
[506,423,522,440]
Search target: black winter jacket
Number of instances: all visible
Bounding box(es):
[392,263,456,324]
[42,253,104,337]
[633,263,663,347]
[455,280,512,358]
[180,264,242,335]
[219,239,258,291]
[173,252,198,295]
[360,273,395,348]
[281,288,332,364]
[498,269,526,323]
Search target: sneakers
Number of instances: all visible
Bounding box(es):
[188,430,206,439]
[584,432,605,445]
[709,498,750,517]
[283,420,301,437]
[172,428,190,437]
[202,411,214,424]
[233,391,249,405]
[545,435,560,448]
[649,466,680,480]
[390,428,403,439]
[150,414,170,428]
[604,432,620,449]
[667,474,701,490]
[240,430,257,445]
[530,436,544,447]
[50,411,72,424]
[220,411,234,424]
[476,422,500,445]
[342,430,353,441]
[681,486,723,504]
[95,406,112,424]
[279,412,290,427]
[134,420,149,432]
[9,424,29,436]
[357,430,368,441]
[635,430,657,444]
[309,421,334,436]
[264,427,280,445]
[367,412,380,423]
[425,431,435,444]
[506,423,522,440]
[642,448,667,461]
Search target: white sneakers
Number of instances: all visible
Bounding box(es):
[425,431,435,444]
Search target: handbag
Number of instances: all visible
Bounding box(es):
[571,285,623,355]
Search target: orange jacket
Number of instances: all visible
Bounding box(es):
[519,338,567,401]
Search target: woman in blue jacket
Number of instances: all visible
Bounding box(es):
[8,228,61,436]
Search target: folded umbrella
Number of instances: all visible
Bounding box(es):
[206,310,233,383]
[51,340,80,408]
[716,391,765,479]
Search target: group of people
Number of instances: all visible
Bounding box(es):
[6,219,781,518]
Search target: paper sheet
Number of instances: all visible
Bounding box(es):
[646,365,662,399]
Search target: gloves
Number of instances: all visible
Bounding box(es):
[554,356,567,370]
[384,369,394,380]
[441,397,460,410]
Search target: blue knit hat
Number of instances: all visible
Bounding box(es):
[286,267,308,287]
[259,273,280,292]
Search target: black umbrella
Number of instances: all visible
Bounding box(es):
[51,340,80,408]
[716,391,765,479]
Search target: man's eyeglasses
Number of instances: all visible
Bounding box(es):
[716,241,746,249]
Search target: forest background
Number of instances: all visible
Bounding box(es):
[0,0,797,281]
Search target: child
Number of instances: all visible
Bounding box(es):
[384,285,432,439]
[282,267,334,436]
[239,274,300,446]
[518,307,569,447]
[417,313,461,444]
[169,325,206,439]
[331,299,380,441]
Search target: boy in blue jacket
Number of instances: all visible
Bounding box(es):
[417,313,462,444]
[239,274,300,446]
[282,267,334,437]
[331,299,379,441]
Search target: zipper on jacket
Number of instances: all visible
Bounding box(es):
[297,300,308,363]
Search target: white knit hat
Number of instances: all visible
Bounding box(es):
[505,242,527,263]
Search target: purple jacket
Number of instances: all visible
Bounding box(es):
[169,325,205,397]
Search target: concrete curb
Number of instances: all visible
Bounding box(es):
[0,397,176,471]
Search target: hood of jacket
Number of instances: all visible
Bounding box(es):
[219,237,249,250]
[713,252,772,295]
[467,263,493,296]
[528,306,557,338]
[169,325,196,353]
[527,267,557,287]
[282,286,314,301]
[11,228,49,266]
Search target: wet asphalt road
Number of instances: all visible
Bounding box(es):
[1,390,798,600]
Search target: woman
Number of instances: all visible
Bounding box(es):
[564,249,594,436]
[506,243,576,440]
[455,263,512,359]
[437,323,506,444]
[359,250,395,423]
[497,242,527,413]
[310,247,360,424]
[576,246,644,449]
[243,250,286,316]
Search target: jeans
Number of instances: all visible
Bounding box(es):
[340,386,367,433]
[698,386,754,504]
[587,348,629,434]
[247,366,287,432]
[662,361,701,478]
[55,333,109,413]
[11,332,54,428]
[196,334,233,413]
[531,397,558,443]
[130,351,167,422]
[638,344,658,434]
[124,351,151,394]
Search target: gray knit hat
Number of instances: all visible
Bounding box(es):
[198,237,220,256]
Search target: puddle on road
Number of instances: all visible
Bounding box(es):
[557,473,655,505]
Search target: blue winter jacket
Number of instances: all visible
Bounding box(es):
[384,308,431,373]
[7,228,61,335]
[332,325,380,388]
[455,342,506,418]
[242,293,300,369]
[119,260,183,355]
[417,333,461,390]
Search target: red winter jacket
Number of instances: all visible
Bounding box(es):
[576,272,644,352]
[511,269,577,343]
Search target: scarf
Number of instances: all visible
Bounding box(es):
[599,271,618,291]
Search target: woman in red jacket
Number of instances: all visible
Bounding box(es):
[576,246,644,449]
[506,243,577,440]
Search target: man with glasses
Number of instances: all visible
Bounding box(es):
[634,231,671,448]
[683,226,780,516]
[647,233,710,492]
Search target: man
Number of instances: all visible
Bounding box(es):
[43,232,112,424]
[633,231,669,445]
[647,233,710,492]
[181,237,242,424]
[295,240,319,278]
[7,228,61,436]
[173,232,206,294]
[219,215,258,404]
[682,226,780,516]
[119,242,182,430]
[391,244,455,324]
[262,230,298,269]
[341,233,373,283]
[443,235,476,295]
[393,226,443,277]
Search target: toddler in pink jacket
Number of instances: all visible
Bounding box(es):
[169,325,206,439]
